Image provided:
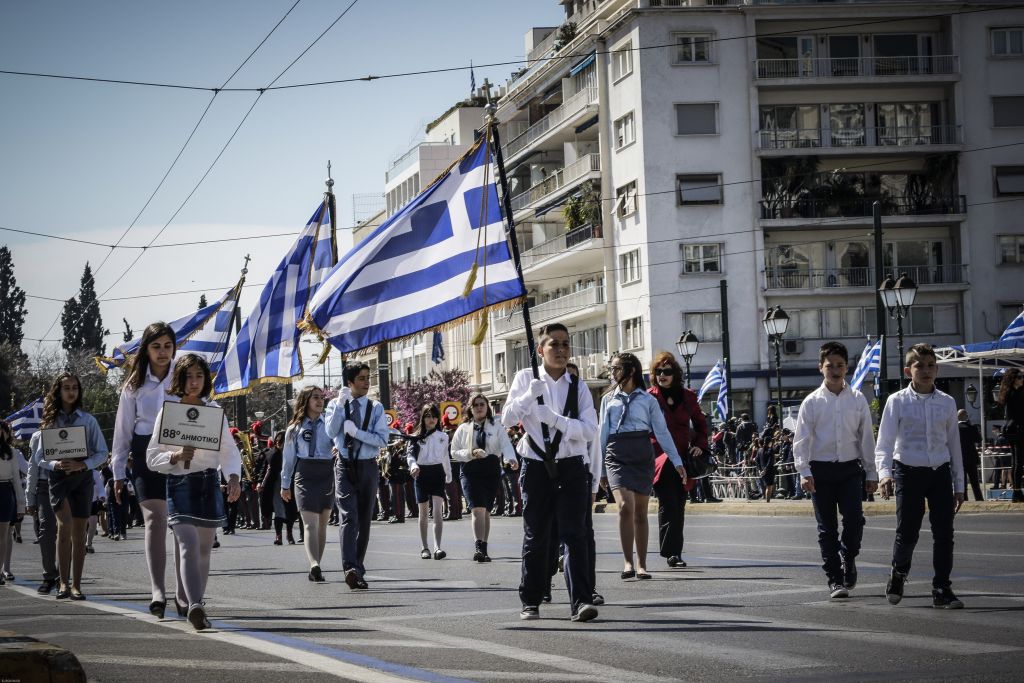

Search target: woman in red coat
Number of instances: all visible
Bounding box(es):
[648,351,709,568]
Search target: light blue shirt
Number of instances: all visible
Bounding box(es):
[26,409,109,506]
[324,396,389,461]
[281,416,332,489]
[599,389,683,469]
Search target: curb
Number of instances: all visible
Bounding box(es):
[0,630,86,683]
[592,500,1024,517]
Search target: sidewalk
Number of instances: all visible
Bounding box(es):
[594,499,1024,517]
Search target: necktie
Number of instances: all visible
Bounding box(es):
[475,422,486,450]
[350,399,362,428]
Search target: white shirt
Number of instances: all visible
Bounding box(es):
[875,385,964,492]
[450,418,517,466]
[793,382,877,480]
[146,396,241,478]
[406,430,452,483]
[501,367,598,462]
[112,368,171,479]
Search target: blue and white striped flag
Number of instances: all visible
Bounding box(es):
[4,397,43,441]
[999,309,1024,342]
[697,361,726,402]
[307,137,526,353]
[213,200,333,397]
[851,337,883,391]
[95,280,243,375]
[715,379,728,422]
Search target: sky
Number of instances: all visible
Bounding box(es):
[0,0,564,379]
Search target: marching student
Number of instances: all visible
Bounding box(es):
[281,386,334,582]
[28,372,108,600]
[793,341,877,599]
[0,420,26,585]
[111,322,183,618]
[877,343,965,609]
[26,442,60,593]
[407,404,452,560]
[599,352,685,581]
[451,393,517,562]
[325,363,390,590]
[260,430,300,545]
[502,323,600,623]
[85,468,104,554]
[147,354,241,630]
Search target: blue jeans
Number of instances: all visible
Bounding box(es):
[809,460,864,581]
[892,461,955,589]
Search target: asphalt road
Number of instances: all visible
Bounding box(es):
[2,511,1023,682]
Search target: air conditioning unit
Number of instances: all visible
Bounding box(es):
[783,339,804,355]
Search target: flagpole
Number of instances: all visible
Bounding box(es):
[484,83,557,479]
[229,255,250,428]
[325,160,346,382]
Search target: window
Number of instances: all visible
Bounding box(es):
[681,243,721,274]
[614,112,635,149]
[992,27,1024,56]
[829,103,866,147]
[994,166,1024,196]
[622,317,643,350]
[615,181,638,218]
[674,33,712,64]
[675,103,718,135]
[993,96,1024,127]
[876,102,942,145]
[612,41,633,81]
[786,309,821,339]
[620,249,641,284]
[683,312,722,342]
[1001,304,1024,328]
[758,105,820,148]
[677,174,723,205]
[1000,234,1024,264]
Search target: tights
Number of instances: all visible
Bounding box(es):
[172,524,215,608]
[471,507,490,542]
[0,522,10,574]
[300,509,331,568]
[53,502,88,589]
[419,496,445,551]
[140,499,185,604]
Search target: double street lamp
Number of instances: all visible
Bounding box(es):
[675,330,700,388]
[878,272,918,388]
[762,305,790,422]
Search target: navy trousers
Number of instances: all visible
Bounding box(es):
[809,460,864,581]
[892,461,955,589]
[335,459,379,578]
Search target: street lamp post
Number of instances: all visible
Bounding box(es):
[762,305,790,423]
[878,272,918,388]
[675,330,700,388]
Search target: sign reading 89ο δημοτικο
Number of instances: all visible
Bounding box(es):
[41,426,88,460]
[157,401,224,451]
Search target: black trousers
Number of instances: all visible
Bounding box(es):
[519,457,593,614]
[963,459,984,501]
[892,461,955,589]
[809,460,864,581]
[653,465,686,559]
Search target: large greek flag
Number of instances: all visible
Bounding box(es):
[95,280,242,375]
[5,397,43,441]
[213,200,333,397]
[697,361,729,421]
[1000,310,1024,342]
[307,137,526,353]
[851,337,883,391]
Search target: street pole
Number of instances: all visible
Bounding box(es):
[684,357,692,389]
[773,337,784,422]
[378,344,391,409]
[720,279,733,418]
[873,201,888,404]
[233,255,250,428]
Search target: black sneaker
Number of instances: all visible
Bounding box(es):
[591,593,605,606]
[473,541,485,563]
[842,553,857,590]
[309,565,324,582]
[571,604,598,622]
[829,582,849,599]
[520,605,539,620]
[886,569,906,605]
[932,587,964,609]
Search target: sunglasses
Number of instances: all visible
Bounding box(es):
[654,368,674,377]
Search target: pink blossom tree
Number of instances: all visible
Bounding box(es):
[391,368,471,428]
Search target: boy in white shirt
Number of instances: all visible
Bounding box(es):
[876,343,965,609]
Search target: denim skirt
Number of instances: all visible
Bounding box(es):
[167,468,225,528]
[605,430,655,494]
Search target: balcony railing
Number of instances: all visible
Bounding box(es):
[492,286,605,335]
[385,141,450,183]
[760,195,966,220]
[519,223,601,271]
[505,87,599,159]
[757,125,962,150]
[755,55,959,80]
[763,264,968,290]
[510,154,601,212]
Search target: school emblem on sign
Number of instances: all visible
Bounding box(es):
[58,429,68,439]
[186,407,200,421]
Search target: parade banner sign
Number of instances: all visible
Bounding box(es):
[42,426,88,461]
[157,402,225,451]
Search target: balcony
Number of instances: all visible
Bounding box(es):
[754,55,959,81]
[505,87,599,160]
[762,264,968,291]
[756,125,962,153]
[520,223,603,275]
[509,154,601,214]
[492,286,605,337]
[760,195,966,221]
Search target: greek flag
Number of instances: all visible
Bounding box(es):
[307,137,526,353]
[715,380,728,422]
[851,337,883,391]
[95,280,243,375]
[697,361,725,402]
[5,397,43,441]
[213,200,333,397]
[1000,310,1024,342]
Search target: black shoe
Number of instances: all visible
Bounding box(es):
[85,546,95,554]
[842,553,858,590]
[149,600,166,619]
[829,582,849,599]
[433,549,446,560]
[309,566,324,582]
[212,539,220,549]
[473,541,485,562]
[2,571,14,580]
[188,604,211,631]
[620,569,636,580]
[55,585,71,600]
[69,587,86,601]
[37,579,57,595]
[886,569,906,605]
[667,556,686,568]
[175,599,188,617]
[571,604,598,622]
[542,584,552,603]
[592,593,605,606]
[520,605,539,620]
[345,571,360,590]
[355,577,368,590]
[932,587,964,609]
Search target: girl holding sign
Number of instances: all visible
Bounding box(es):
[407,404,451,560]
[111,322,182,619]
[0,420,26,586]
[28,372,108,600]
[147,354,241,631]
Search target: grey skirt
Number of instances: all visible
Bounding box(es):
[294,458,334,513]
[605,430,655,494]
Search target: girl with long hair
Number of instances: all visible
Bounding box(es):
[407,404,451,560]
[28,372,108,599]
[998,368,1024,503]
[599,353,684,580]
[259,430,301,545]
[0,420,25,585]
[281,385,334,582]
[451,393,517,562]
[147,354,240,630]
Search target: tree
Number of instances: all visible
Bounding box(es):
[390,368,471,428]
[121,318,134,343]
[61,262,107,355]
[198,294,208,310]
[0,246,27,348]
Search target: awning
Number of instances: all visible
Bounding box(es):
[569,52,596,76]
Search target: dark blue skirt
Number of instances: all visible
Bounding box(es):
[461,455,501,510]
[413,463,446,503]
[0,481,16,523]
[167,468,225,528]
[131,432,167,502]
[49,467,93,519]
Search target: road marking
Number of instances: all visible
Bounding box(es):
[75,654,317,672]
[433,672,603,681]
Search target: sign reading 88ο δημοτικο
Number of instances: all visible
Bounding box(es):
[157,401,224,451]
[41,426,88,460]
